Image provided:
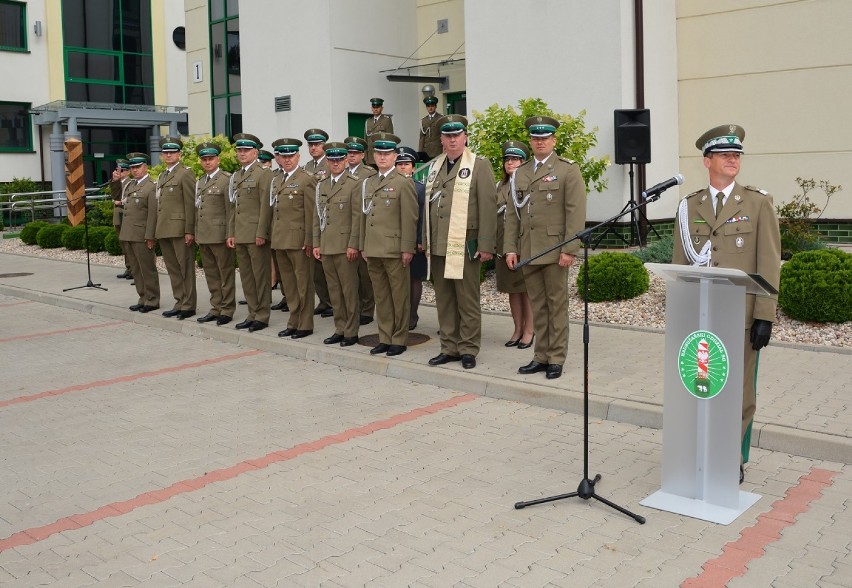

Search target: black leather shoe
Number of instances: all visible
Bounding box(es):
[740,466,745,485]
[196,313,218,323]
[129,304,142,312]
[518,360,549,375]
[370,343,390,355]
[408,320,418,331]
[278,327,296,338]
[162,309,180,318]
[271,300,288,311]
[314,305,330,315]
[386,345,406,356]
[235,319,253,330]
[323,333,344,345]
[117,270,131,279]
[428,353,461,366]
[248,321,267,333]
[340,336,358,347]
[461,354,476,369]
[291,329,313,339]
[216,316,232,326]
[359,315,374,325]
[504,339,520,347]
[518,335,535,350]
[126,274,134,280]
[545,364,563,379]
[238,300,247,305]
[177,310,196,320]
[321,308,333,318]
[139,305,159,313]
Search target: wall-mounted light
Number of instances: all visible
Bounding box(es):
[33,21,43,37]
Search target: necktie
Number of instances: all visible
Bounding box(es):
[715,195,724,218]
[159,169,169,184]
[281,172,289,183]
[534,161,541,173]
[206,175,212,184]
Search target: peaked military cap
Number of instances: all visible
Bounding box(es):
[324,142,348,160]
[116,158,130,170]
[525,116,560,137]
[195,142,221,157]
[501,140,530,160]
[159,136,183,152]
[344,136,367,152]
[304,128,329,143]
[371,133,401,151]
[696,124,746,155]
[436,114,468,135]
[395,146,418,163]
[126,152,149,166]
[258,150,274,162]
[423,96,438,106]
[370,97,385,106]
[271,138,302,155]
[233,133,262,149]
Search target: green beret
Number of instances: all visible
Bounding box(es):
[696,124,745,155]
[344,136,367,152]
[501,140,530,160]
[372,133,401,151]
[233,133,262,149]
[271,138,302,155]
[370,97,384,106]
[304,128,329,143]
[324,142,348,160]
[126,152,149,166]
[195,142,221,157]
[525,116,560,137]
[436,114,468,134]
[159,135,183,152]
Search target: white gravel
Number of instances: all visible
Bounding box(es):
[3,236,850,348]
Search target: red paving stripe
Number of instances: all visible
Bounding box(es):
[0,320,124,343]
[0,349,263,409]
[682,467,840,587]
[0,301,32,308]
[0,393,478,553]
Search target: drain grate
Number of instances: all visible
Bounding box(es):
[0,273,33,278]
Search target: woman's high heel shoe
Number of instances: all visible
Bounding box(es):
[517,334,534,349]
[504,338,520,347]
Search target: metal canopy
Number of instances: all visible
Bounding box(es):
[30,100,187,128]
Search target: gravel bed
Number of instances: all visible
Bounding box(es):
[3,236,850,348]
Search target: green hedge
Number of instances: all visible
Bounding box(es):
[36,224,68,249]
[104,230,123,255]
[779,248,852,323]
[61,225,87,250]
[576,251,649,302]
[20,221,49,245]
[87,226,111,253]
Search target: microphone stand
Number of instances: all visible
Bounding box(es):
[512,194,666,524]
[64,193,108,292]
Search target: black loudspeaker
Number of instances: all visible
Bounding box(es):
[614,109,651,164]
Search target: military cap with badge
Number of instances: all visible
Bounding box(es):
[271,138,302,155]
[233,133,263,149]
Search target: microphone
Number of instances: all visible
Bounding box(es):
[641,174,684,201]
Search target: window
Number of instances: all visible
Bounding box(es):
[0,0,27,52]
[210,0,240,137]
[0,102,33,152]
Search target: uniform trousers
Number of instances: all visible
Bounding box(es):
[235,243,271,324]
[742,329,758,463]
[313,258,332,309]
[522,262,569,365]
[431,255,483,356]
[322,254,360,338]
[275,249,314,331]
[367,257,410,346]
[114,222,131,272]
[358,257,375,317]
[199,243,236,318]
[124,241,159,307]
[159,237,197,311]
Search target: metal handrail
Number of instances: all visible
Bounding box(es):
[1,188,106,228]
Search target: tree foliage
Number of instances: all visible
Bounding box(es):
[467,98,610,194]
[776,177,842,259]
[148,134,239,180]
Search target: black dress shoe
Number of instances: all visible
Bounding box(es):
[740,466,745,485]
[162,309,180,318]
[504,339,520,347]
[129,304,143,312]
[238,300,247,305]
[248,321,267,333]
[125,273,134,280]
[271,300,288,311]
[518,335,535,350]
[323,333,344,345]
[321,308,333,318]
[545,364,563,379]
[117,270,131,279]
[139,305,159,313]
[370,343,390,355]
[518,360,549,375]
[196,313,218,323]
[177,310,196,320]
[235,319,253,330]
[291,329,313,339]
[359,315,374,325]
[386,345,406,356]
[461,354,476,369]
[314,305,330,315]
[278,327,296,337]
[340,336,358,347]
[428,353,461,366]
[408,320,418,331]
[216,316,232,326]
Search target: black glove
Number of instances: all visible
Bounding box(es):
[750,319,772,350]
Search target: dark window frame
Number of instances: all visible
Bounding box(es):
[0,0,28,52]
[209,0,240,137]
[0,101,34,153]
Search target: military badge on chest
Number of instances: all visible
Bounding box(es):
[736,237,745,248]
[458,168,471,179]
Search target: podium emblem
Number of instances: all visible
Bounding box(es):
[678,330,729,400]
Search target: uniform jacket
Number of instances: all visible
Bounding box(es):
[349,164,376,180]
[228,162,273,243]
[194,170,232,245]
[504,154,587,264]
[155,164,196,238]
[312,172,361,255]
[119,177,157,242]
[110,176,132,226]
[672,182,781,325]
[495,178,511,255]
[427,155,498,256]
[365,114,394,164]
[359,169,418,258]
[304,157,330,183]
[270,167,317,250]
[418,113,442,159]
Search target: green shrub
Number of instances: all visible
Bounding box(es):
[88,226,111,252]
[62,225,87,250]
[576,251,649,302]
[86,199,115,228]
[36,224,68,249]
[779,248,852,323]
[104,230,123,255]
[632,235,674,264]
[20,221,49,245]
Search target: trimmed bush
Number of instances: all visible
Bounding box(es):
[87,226,111,252]
[104,230,123,255]
[20,221,49,245]
[632,235,674,264]
[576,251,649,302]
[62,225,87,250]
[779,248,852,323]
[36,224,68,249]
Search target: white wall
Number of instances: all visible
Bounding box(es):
[163,2,188,110]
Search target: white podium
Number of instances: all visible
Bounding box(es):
[640,263,776,524]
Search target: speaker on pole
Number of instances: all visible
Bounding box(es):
[614,109,651,164]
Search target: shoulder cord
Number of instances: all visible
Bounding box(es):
[361,177,373,214]
[678,198,712,266]
[509,172,526,219]
[316,181,327,232]
[269,173,278,207]
[228,172,236,204]
[195,178,202,208]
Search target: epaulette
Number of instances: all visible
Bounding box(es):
[349,173,359,181]
[221,170,232,177]
[183,165,192,171]
[745,185,769,196]
[557,155,577,165]
[684,189,703,199]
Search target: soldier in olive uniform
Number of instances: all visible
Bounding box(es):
[120,153,159,312]
[258,150,274,169]
[345,136,377,325]
[227,133,273,333]
[110,159,133,279]
[312,143,362,347]
[418,96,442,161]
[270,138,318,339]
[505,116,587,380]
[364,98,394,167]
[194,142,235,326]
[672,124,781,482]
[424,115,498,370]
[359,133,418,356]
[303,129,333,318]
[155,136,197,319]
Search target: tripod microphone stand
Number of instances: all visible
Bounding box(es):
[64,193,108,293]
[592,163,661,249]
[513,195,667,524]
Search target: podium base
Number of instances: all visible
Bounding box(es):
[640,489,761,525]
